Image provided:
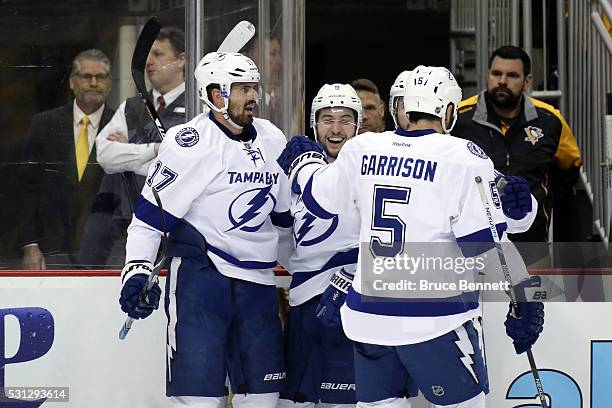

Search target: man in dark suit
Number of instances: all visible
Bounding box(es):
[21,49,114,269]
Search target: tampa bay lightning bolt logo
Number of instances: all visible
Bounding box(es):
[293,209,339,247]
[467,141,488,159]
[227,185,277,232]
[175,127,199,147]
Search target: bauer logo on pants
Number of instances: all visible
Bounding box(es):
[263,372,286,381]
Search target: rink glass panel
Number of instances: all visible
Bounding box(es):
[0,0,304,270]
[0,1,185,269]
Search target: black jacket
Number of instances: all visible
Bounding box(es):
[20,103,115,257]
[453,91,582,242]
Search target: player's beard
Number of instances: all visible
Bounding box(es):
[487,85,522,110]
[228,99,257,127]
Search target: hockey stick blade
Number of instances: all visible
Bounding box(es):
[217,21,256,53]
[474,176,549,408]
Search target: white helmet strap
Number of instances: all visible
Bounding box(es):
[440,103,457,134]
[204,87,244,131]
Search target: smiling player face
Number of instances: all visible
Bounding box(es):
[315,107,358,159]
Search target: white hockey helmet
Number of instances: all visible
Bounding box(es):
[403,66,462,133]
[389,70,412,129]
[310,83,362,138]
[194,52,260,128]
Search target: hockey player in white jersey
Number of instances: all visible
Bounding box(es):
[277,66,545,408]
[388,69,537,235]
[279,79,539,407]
[119,52,292,408]
[279,83,368,407]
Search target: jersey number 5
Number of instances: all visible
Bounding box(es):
[370,185,411,257]
[146,160,178,191]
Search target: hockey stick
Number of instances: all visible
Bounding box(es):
[118,187,168,340]
[474,176,548,408]
[217,21,256,53]
[119,17,166,340]
[119,17,256,339]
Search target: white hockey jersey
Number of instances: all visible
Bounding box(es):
[378,130,537,234]
[296,128,516,345]
[286,190,360,306]
[125,112,292,285]
[287,129,535,308]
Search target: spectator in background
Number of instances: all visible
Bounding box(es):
[96,25,186,177]
[453,45,582,262]
[245,35,290,322]
[245,35,283,126]
[79,26,186,267]
[20,49,114,269]
[351,78,386,133]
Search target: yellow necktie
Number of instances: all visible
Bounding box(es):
[76,116,90,181]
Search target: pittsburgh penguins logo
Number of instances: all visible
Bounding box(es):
[524,126,544,145]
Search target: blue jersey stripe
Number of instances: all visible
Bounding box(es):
[207,243,278,269]
[346,287,479,317]
[456,223,507,257]
[134,196,181,232]
[290,247,358,289]
[394,128,437,137]
[270,210,293,228]
[302,174,336,220]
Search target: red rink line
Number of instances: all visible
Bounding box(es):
[2,268,608,277]
[0,267,291,277]
[529,268,612,275]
